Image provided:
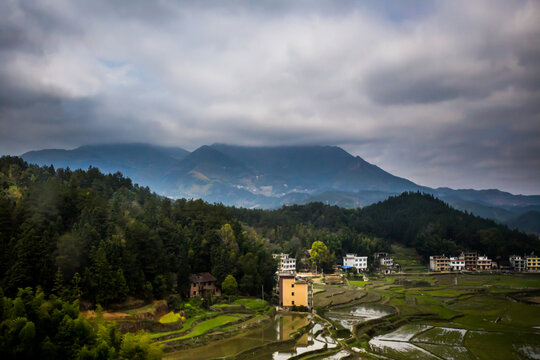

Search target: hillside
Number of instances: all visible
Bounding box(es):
[21,143,540,231]
[232,192,540,260]
[506,211,540,235]
[0,156,276,303]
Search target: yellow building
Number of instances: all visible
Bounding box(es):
[278,274,313,310]
[526,255,540,271]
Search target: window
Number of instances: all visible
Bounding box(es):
[292,301,295,305]
[193,291,196,296]
[291,284,294,288]
[292,292,295,296]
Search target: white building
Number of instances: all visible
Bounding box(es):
[273,253,296,273]
[343,254,368,271]
[449,256,465,271]
[510,255,525,271]
[379,256,393,267]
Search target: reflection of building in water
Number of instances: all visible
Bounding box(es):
[278,314,310,344]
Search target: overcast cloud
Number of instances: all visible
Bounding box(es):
[1,0,539,194]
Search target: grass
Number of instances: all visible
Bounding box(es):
[160,315,240,342]
[159,311,182,324]
[349,280,369,287]
[124,302,155,315]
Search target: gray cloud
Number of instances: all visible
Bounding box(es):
[0,0,539,194]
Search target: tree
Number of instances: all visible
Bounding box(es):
[221,274,238,296]
[309,241,334,273]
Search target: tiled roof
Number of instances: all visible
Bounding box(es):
[189,272,217,283]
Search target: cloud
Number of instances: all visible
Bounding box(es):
[0,0,539,194]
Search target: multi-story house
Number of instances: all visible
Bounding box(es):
[278,273,313,310]
[450,253,465,271]
[510,255,526,271]
[526,254,540,271]
[464,252,478,270]
[273,253,296,273]
[476,256,493,270]
[189,272,221,298]
[429,255,450,272]
[343,254,368,272]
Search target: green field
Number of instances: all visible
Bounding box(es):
[356,273,540,359]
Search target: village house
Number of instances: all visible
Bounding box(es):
[510,255,526,271]
[476,256,493,270]
[278,273,313,310]
[343,253,368,272]
[429,255,450,272]
[189,272,221,298]
[464,252,478,270]
[449,253,465,271]
[526,254,540,271]
[273,253,296,274]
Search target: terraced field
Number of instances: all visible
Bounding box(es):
[352,273,540,359]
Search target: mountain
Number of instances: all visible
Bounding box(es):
[23,143,189,193]
[21,143,540,231]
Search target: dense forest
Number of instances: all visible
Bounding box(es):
[0,287,161,359]
[0,156,276,305]
[1,156,539,307]
[232,193,540,261]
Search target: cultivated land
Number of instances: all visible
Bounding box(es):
[98,272,538,359]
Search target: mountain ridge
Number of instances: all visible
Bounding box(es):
[20,142,540,232]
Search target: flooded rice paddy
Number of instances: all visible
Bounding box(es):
[164,313,338,359]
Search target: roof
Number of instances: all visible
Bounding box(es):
[342,266,353,269]
[189,272,217,283]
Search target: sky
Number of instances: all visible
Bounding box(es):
[1,0,539,194]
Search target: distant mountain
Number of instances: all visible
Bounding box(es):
[23,143,189,193]
[21,143,540,231]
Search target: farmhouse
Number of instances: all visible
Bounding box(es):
[278,273,313,310]
[343,253,368,272]
[429,255,450,272]
[273,253,296,274]
[189,272,221,298]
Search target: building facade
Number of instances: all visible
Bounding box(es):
[189,272,221,298]
[273,253,296,273]
[429,255,450,272]
[278,274,313,309]
[464,252,478,270]
[476,256,493,270]
[526,254,540,271]
[450,253,465,271]
[343,254,368,271]
[510,255,526,271]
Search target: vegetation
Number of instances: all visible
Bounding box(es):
[233,193,539,261]
[0,157,277,303]
[0,287,161,360]
[221,275,238,296]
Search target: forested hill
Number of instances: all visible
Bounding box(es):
[232,193,540,260]
[0,156,276,303]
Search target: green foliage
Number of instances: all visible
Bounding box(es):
[0,287,162,360]
[0,157,276,302]
[233,193,539,261]
[310,241,334,272]
[222,275,238,296]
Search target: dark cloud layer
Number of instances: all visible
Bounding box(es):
[1,0,539,194]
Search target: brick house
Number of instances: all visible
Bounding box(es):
[189,272,221,298]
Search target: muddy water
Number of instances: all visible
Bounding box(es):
[325,303,395,330]
[164,313,335,360]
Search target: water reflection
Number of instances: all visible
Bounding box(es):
[165,313,335,360]
[325,303,394,330]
